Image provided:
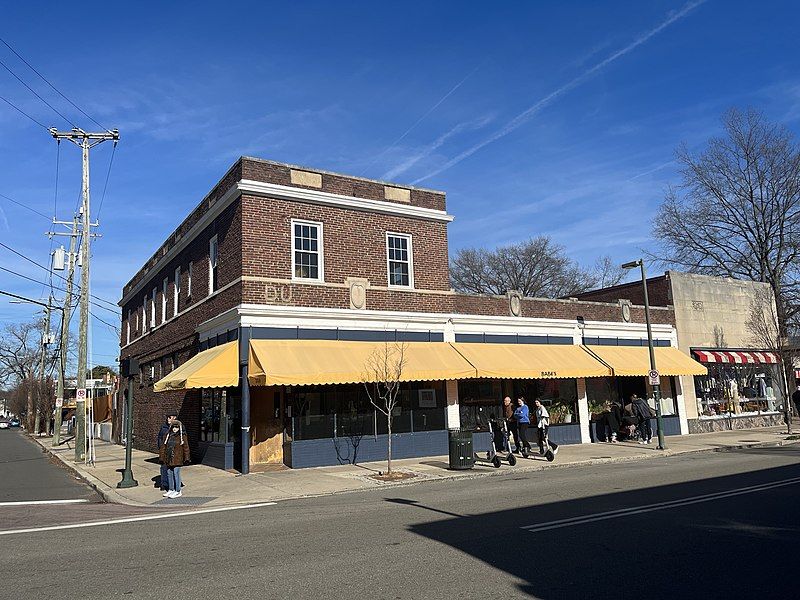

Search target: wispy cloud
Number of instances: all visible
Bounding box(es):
[381,114,494,180]
[412,0,707,184]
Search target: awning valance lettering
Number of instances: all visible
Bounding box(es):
[248,340,477,387]
[587,346,707,377]
[153,341,239,392]
[450,343,612,380]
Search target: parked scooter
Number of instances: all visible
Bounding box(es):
[518,427,556,462]
[475,419,517,468]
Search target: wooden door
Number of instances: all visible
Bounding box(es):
[250,387,284,464]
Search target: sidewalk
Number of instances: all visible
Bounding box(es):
[34,427,798,508]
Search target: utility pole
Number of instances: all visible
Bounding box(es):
[52,215,79,447]
[34,296,53,436]
[49,127,119,461]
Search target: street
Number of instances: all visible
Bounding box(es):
[1,431,798,599]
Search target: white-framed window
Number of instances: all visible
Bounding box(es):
[142,302,147,332]
[386,232,413,288]
[187,261,193,298]
[134,308,139,332]
[209,235,219,294]
[126,310,131,345]
[150,288,157,328]
[291,219,324,281]
[162,278,168,322]
[174,266,181,317]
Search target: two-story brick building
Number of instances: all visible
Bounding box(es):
[119,157,705,473]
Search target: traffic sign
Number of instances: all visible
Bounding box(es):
[55,397,63,408]
[76,388,87,401]
[648,370,660,386]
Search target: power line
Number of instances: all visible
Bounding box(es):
[0,36,107,131]
[0,94,49,130]
[95,142,117,221]
[0,191,51,220]
[0,56,73,127]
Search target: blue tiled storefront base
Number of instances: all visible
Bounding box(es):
[475,423,582,452]
[590,415,681,441]
[290,430,449,468]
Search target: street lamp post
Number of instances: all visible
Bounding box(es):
[621,259,666,450]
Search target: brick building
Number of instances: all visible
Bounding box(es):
[119,158,704,472]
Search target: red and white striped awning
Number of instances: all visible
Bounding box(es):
[795,369,800,380]
[692,349,780,364]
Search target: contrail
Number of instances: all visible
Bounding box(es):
[360,62,484,177]
[412,0,707,184]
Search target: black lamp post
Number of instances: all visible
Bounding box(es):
[621,259,666,450]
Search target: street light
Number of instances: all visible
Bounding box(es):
[621,259,666,450]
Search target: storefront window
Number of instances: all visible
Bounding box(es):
[694,363,784,417]
[200,389,237,443]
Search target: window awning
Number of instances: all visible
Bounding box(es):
[691,349,780,365]
[450,343,611,379]
[248,340,477,387]
[587,346,707,377]
[154,341,239,392]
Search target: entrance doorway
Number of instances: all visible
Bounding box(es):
[250,387,284,465]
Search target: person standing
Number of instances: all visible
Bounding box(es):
[503,397,520,453]
[792,385,800,418]
[632,394,654,444]
[513,398,532,455]
[534,399,559,456]
[157,413,177,491]
[159,419,190,499]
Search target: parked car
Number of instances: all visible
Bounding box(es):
[9,417,20,427]
[0,419,9,429]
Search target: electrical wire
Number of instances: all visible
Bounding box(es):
[0,56,74,127]
[0,36,107,131]
[95,142,116,221]
[0,94,49,130]
[0,191,51,220]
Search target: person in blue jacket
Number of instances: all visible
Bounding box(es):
[157,412,177,490]
[513,398,532,455]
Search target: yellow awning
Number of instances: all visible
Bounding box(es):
[154,341,239,392]
[450,343,611,379]
[248,340,477,386]
[585,345,708,377]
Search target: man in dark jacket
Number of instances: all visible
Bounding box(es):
[792,385,800,417]
[157,413,177,490]
[632,395,653,444]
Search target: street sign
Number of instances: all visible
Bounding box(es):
[55,397,63,408]
[648,370,660,386]
[76,388,87,401]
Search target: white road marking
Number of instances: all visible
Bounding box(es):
[0,501,278,536]
[0,499,90,507]
[523,476,800,533]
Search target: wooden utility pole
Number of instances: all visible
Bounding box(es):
[49,127,119,461]
[34,296,53,435]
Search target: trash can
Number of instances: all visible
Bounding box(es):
[448,428,475,470]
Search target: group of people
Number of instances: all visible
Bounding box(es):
[157,412,191,499]
[597,394,656,444]
[502,396,559,457]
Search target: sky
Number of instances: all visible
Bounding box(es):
[1,0,800,369]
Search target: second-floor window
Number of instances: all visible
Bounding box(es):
[150,288,157,328]
[162,278,168,322]
[174,266,181,317]
[209,235,219,294]
[387,233,413,288]
[126,310,131,344]
[187,262,193,298]
[292,220,323,281]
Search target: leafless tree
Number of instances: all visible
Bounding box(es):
[653,108,800,343]
[746,287,797,432]
[591,256,628,289]
[363,341,407,476]
[450,236,607,298]
[0,320,43,431]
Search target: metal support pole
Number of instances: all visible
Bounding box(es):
[117,377,138,488]
[639,261,666,450]
[240,363,250,475]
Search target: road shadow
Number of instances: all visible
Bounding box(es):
[395,450,800,599]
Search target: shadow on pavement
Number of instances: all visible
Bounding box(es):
[396,450,800,599]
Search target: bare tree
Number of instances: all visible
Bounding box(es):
[653,108,800,344]
[0,320,44,431]
[590,256,628,289]
[746,287,797,432]
[363,341,407,476]
[450,236,597,298]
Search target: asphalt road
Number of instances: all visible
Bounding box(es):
[1,442,798,600]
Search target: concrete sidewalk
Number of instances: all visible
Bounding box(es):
[33,427,798,508]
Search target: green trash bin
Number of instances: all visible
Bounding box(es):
[448,428,475,470]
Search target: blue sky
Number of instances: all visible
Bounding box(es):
[2,0,800,368]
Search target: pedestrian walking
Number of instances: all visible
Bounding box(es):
[157,413,177,491]
[159,419,190,499]
[631,394,654,444]
[503,396,520,453]
[534,399,559,456]
[792,385,800,417]
[513,397,532,455]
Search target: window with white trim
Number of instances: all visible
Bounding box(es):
[134,308,138,333]
[187,262,193,298]
[292,220,323,281]
[126,310,131,345]
[209,235,219,294]
[387,233,413,288]
[150,288,157,328]
[162,278,168,322]
[174,267,181,317]
[142,302,147,332]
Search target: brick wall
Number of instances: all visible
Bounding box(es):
[574,275,672,307]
